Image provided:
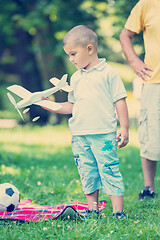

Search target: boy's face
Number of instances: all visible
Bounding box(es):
[63,42,93,70]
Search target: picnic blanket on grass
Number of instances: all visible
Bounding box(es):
[0,200,106,222]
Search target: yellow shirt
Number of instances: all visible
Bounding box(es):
[125,0,160,84]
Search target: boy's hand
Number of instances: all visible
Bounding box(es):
[116,127,129,149]
[41,96,50,100]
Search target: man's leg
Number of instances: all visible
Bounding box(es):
[141,157,157,191]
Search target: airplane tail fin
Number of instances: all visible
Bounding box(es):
[7,93,24,122]
[49,74,72,92]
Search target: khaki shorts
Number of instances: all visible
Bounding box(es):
[138,84,160,161]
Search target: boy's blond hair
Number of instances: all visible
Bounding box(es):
[63,25,98,51]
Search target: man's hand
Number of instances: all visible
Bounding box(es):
[130,58,153,81]
[120,28,153,81]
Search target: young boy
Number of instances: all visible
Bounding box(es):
[44,25,129,219]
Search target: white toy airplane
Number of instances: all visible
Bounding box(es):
[7,74,72,121]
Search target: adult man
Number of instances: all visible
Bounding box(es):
[120,0,160,200]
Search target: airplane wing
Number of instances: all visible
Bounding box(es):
[7,85,32,99]
[49,77,73,92]
[49,77,59,86]
[34,100,62,111]
[60,85,73,92]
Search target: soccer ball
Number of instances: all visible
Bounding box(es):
[0,183,20,212]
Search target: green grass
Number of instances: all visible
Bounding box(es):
[0,125,160,240]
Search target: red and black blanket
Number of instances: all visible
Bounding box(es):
[0,200,106,222]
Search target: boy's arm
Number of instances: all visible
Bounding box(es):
[55,102,73,114]
[115,98,129,149]
[120,28,153,81]
[42,99,73,115]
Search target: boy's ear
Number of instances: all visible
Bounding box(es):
[87,44,94,55]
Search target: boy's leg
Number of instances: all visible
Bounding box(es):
[141,157,157,191]
[86,190,99,211]
[87,133,125,215]
[110,195,123,213]
[71,135,102,210]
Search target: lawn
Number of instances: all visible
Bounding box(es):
[0,125,159,240]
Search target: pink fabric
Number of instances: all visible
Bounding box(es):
[0,199,106,222]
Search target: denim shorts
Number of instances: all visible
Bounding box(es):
[71,132,124,196]
[138,84,160,161]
